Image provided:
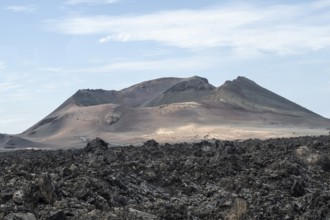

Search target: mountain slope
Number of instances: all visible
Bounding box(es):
[146,76,215,107]
[54,77,184,112]
[17,75,330,148]
[0,133,51,149]
[120,77,184,107]
[213,76,319,117]
[23,77,184,137]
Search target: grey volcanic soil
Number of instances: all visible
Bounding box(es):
[0,136,330,220]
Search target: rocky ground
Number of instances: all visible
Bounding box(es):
[0,136,330,220]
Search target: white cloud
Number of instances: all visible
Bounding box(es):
[65,0,119,5]
[48,1,330,56]
[5,5,38,13]
[99,36,111,43]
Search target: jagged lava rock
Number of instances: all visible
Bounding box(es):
[0,136,329,219]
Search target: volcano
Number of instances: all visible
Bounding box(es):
[2,76,330,149]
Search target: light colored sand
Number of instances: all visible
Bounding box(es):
[127,124,330,144]
[11,124,330,149]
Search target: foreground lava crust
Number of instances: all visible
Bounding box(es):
[0,136,330,220]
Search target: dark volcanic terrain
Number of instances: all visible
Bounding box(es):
[1,136,330,219]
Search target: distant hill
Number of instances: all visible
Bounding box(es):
[4,75,329,149]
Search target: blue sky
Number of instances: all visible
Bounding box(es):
[0,0,330,134]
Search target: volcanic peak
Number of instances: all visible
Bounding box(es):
[165,76,215,93]
[7,75,330,149]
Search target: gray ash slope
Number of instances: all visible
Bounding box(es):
[53,77,185,109]
[29,75,320,114]
[146,76,216,107]
[0,136,330,219]
[0,134,53,150]
[214,77,317,117]
[21,76,330,140]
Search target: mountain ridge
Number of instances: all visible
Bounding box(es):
[4,75,329,149]
[46,75,323,117]
[215,76,319,117]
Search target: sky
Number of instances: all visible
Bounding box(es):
[0,0,330,134]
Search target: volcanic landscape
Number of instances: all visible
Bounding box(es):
[1,76,329,149]
[0,76,330,219]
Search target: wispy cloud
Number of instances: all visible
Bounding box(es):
[0,118,27,125]
[0,61,5,72]
[66,56,218,74]
[0,75,30,103]
[37,67,64,73]
[0,82,21,93]
[5,5,38,13]
[48,1,330,56]
[99,36,112,43]
[0,72,40,102]
[65,0,119,5]
[323,80,330,93]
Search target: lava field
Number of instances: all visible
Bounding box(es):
[0,136,330,219]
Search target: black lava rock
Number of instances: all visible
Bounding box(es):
[83,138,108,154]
[0,136,330,219]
